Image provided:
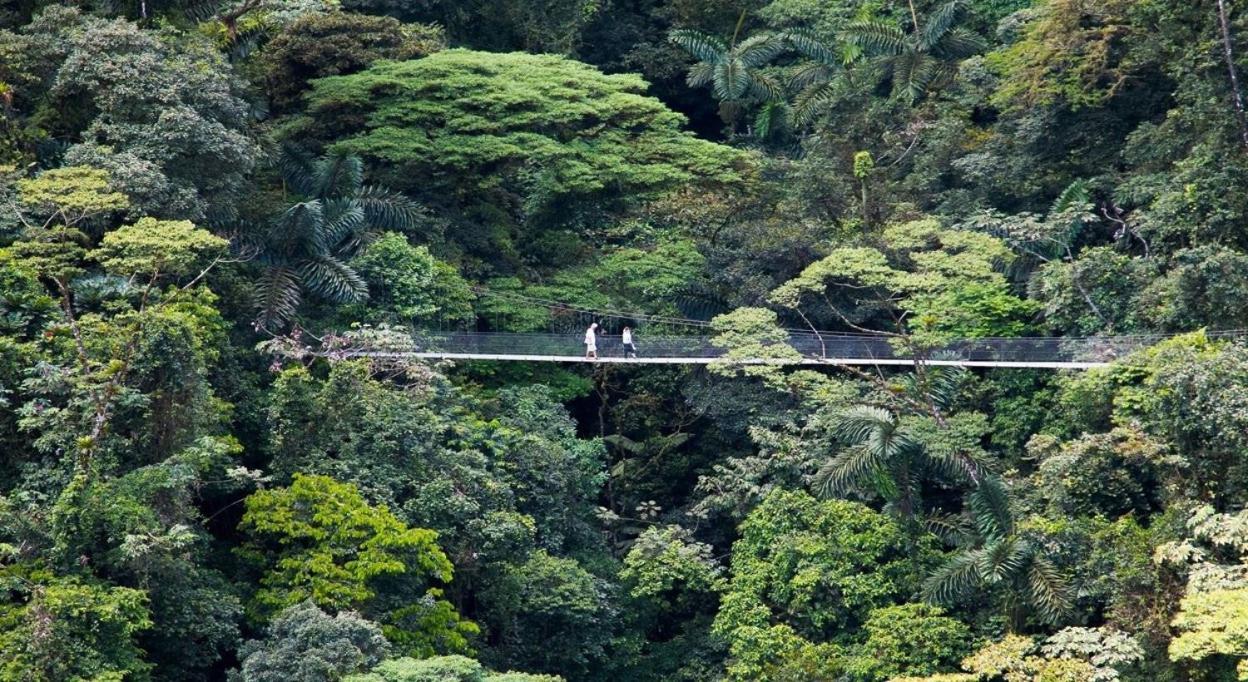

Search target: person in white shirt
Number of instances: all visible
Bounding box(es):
[622,326,637,358]
[584,322,599,359]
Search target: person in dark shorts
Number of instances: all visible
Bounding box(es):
[622,326,637,358]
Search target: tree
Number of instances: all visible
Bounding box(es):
[8,177,228,464]
[3,7,260,220]
[813,405,991,520]
[668,21,786,127]
[784,28,859,126]
[844,603,972,680]
[233,601,390,682]
[345,655,564,682]
[236,473,463,634]
[713,489,930,679]
[247,147,429,332]
[768,218,1035,348]
[12,166,129,230]
[844,0,984,103]
[298,49,749,264]
[347,232,474,325]
[0,571,153,682]
[262,13,444,112]
[923,478,1074,628]
[476,551,617,679]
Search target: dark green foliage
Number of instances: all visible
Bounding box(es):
[263,13,445,112]
[0,6,259,220]
[845,0,986,103]
[233,601,390,682]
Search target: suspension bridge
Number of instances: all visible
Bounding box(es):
[301,290,1242,370]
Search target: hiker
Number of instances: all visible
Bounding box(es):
[584,322,599,359]
[622,326,637,358]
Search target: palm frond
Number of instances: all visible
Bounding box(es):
[321,201,367,253]
[1051,179,1092,214]
[923,0,969,48]
[934,27,985,59]
[272,201,327,252]
[833,405,899,443]
[789,61,834,91]
[315,151,364,199]
[896,52,936,102]
[968,476,1013,541]
[784,28,841,65]
[227,25,269,63]
[180,0,223,23]
[1027,555,1074,625]
[278,143,320,197]
[844,21,908,56]
[354,185,428,233]
[924,442,990,485]
[976,538,1027,584]
[736,33,787,68]
[924,511,973,545]
[715,59,751,100]
[687,62,716,88]
[813,445,888,498]
[923,549,984,606]
[753,99,787,138]
[791,80,840,126]
[253,265,302,333]
[748,72,787,102]
[670,29,728,63]
[297,255,368,304]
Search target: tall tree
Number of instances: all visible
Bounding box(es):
[844,0,984,102]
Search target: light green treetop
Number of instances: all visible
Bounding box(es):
[237,473,455,616]
[92,218,227,279]
[769,218,1035,347]
[16,166,129,229]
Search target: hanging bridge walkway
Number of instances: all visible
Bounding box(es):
[325,330,1214,369]
[297,290,1246,370]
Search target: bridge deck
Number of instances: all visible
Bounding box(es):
[355,351,1108,369]
[303,330,1248,370]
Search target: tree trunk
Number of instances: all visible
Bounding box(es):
[1216,0,1248,149]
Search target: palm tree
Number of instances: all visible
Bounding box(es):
[783,28,859,126]
[813,403,990,519]
[670,12,786,128]
[844,0,985,103]
[247,146,429,332]
[923,477,1074,627]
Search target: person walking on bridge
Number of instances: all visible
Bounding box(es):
[622,326,637,358]
[584,322,599,359]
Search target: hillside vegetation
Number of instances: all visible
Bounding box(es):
[4,0,1248,680]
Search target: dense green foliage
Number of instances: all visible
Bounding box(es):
[6,0,1248,679]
